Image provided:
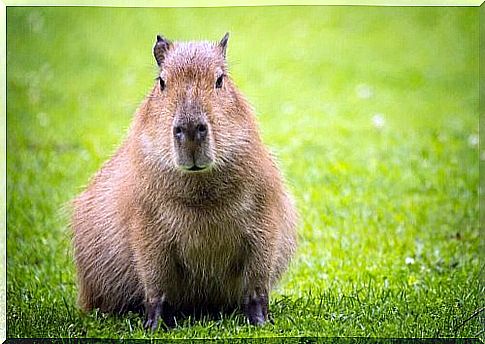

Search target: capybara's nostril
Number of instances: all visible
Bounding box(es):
[173,125,184,140]
[196,123,208,141]
[197,124,207,134]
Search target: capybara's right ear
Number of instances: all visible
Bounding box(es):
[218,32,229,58]
[153,35,172,66]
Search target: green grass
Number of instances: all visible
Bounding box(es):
[6,6,483,339]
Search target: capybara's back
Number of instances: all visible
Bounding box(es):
[71,33,297,330]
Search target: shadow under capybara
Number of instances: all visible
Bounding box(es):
[71,33,298,330]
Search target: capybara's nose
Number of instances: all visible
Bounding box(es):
[173,120,208,143]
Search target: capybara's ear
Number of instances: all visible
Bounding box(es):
[153,34,172,66]
[218,32,229,58]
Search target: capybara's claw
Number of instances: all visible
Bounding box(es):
[144,298,162,331]
[243,292,269,326]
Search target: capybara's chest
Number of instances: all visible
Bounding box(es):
[169,191,256,279]
[176,219,247,280]
[169,218,249,307]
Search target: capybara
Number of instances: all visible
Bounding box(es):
[71,33,297,330]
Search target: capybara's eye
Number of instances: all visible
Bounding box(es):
[159,77,166,91]
[215,75,224,89]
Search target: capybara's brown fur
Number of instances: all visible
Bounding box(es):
[71,33,297,330]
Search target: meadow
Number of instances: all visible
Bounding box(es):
[6,6,482,339]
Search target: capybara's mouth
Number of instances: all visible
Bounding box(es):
[186,165,206,172]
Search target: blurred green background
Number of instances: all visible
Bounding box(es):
[6,6,482,339]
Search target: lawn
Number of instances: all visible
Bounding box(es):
[6,5,483,339]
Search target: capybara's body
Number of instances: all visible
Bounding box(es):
[71,34,297,329]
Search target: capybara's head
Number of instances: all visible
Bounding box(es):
[137,33,255,174]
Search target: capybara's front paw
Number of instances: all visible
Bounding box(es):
[144,298,162,331]
[242,292,269,326]
[143,297,176,331]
